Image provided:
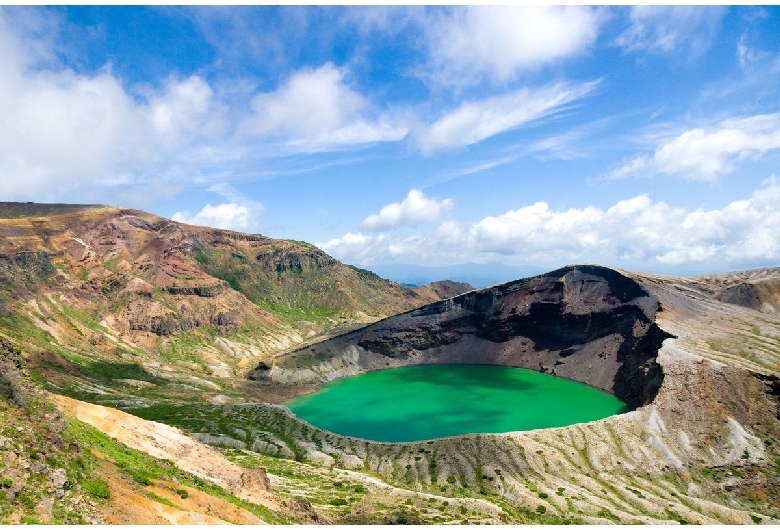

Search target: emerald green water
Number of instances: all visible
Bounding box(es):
[285,364,630,442]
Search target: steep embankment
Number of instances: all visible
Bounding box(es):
[0,337,308,525]
[258,265,668,408]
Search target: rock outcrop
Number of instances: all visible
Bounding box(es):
[716,276,780,314]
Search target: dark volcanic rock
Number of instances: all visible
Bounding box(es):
[271,265,672,408]
[0,250,56,287]
[716,278,780,314]
[139,314,199,336]
[165,281,228,297]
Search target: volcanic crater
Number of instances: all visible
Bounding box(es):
[256,265,671,411]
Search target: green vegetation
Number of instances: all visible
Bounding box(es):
[0,311,55,346]
[146,491,178,508]
[79,361,162,384]
[190,241,420,327]
[82,478,111,500]
[66,418,293,524]
[0,384,97,524]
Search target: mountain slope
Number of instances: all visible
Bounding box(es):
[0,202,467,405]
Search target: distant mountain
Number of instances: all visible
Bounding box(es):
[368,262,546,289]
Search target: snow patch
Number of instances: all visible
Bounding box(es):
[646,407,667,434]
[73,237,92,250]
[678,429,691,451]
[723,417,765,464]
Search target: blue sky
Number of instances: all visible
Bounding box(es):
[2,6,780,279]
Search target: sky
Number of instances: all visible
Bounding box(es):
[2,5,780,281]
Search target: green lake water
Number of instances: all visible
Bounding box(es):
[285,364,630,442]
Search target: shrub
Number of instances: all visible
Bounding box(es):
[129,471,153,486]
[536,505,547,515]
[83,478,111,500]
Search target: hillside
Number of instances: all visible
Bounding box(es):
[0,202,468,404]
[0,202,472,523]
[1,202,779,524]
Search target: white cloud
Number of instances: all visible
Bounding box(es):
[146,76,224,150]
[425,6,600,86]
[606,114,780,181]
[319,179,780,271]
[239,62,408,151]
[616,6,726,55]
[416,81,598,153]
[0,10,409,202]
[0,9,228,202]
[172,202,262,233]
[737,35,758,69]
[362,189,454,231]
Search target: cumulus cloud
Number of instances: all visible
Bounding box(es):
[605,114,780,181]
[616,6,726,55]
[416,81,598,153]
[172,202,262,233]
[319,179,780,271]
[0,9,408,201]
[239,62,408,151]
[425,6,600,86]
[362,189,454,231]
[0,8,227,202]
